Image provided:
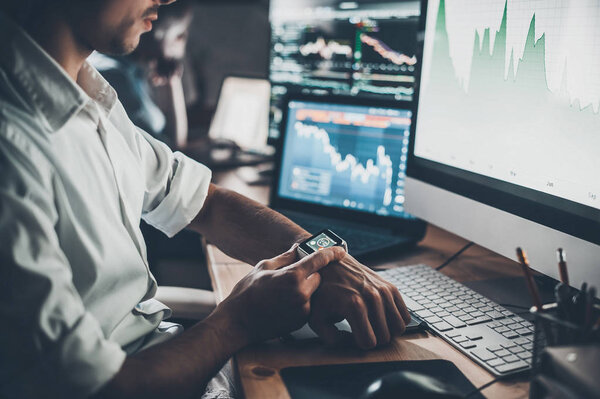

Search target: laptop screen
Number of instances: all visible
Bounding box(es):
[278,100,413,219]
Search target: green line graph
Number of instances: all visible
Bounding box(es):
[415,0,600,210]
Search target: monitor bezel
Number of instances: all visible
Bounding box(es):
[270,93,426,233]
[406,0,600,246]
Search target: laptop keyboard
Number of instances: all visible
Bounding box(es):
[378,265,534,377]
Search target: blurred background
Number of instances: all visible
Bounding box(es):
[185,0,269,127]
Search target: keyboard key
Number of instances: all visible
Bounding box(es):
[416,310,434,318]
[471,348,496,361]
[514,337,531,345]
[495,326,509,333]
[432,321,453,331]
[495,349,510,357]
[517,352,531,360]
[509,346,525,354]
[487,358,506,367]
[452,336,469,343]
[445,331,461,338]
[489,311,506,319]
[486,345,503,352]
[495,360,529,373]
[467,316,491,325]
[442,316,466,328]
[459,341,477,349]
[465,334,482,341]
[502,354,520,363]
[516,328,532,336]
[402,297,424,312]
[501,342,516,349]
[502,331,519,339]
[522,342,533,351]
[425,316,443,324]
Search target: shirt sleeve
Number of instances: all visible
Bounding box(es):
[124,113,212,238]
[0,138,126,399]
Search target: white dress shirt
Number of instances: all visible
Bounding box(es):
[0,13,211,398]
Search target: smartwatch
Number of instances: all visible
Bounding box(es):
[297,229,348,258]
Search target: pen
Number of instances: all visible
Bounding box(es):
[557,248,569,285]
[573,283,587,325]
[555,283,571,322]
[585,287,596,331]
[516,248,543,311]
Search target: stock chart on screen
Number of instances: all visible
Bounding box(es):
[268,1,420,139]
[415,0,600,210]
[279,101,412,218]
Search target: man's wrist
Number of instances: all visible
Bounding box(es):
[200,305,251,354]
[294,231,312,245]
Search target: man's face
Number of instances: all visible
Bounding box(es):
[71,0,175,55]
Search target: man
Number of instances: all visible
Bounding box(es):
[0,1,411,398]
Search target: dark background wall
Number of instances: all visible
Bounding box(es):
[187,0,270,109]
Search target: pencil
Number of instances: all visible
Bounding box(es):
[516,248,543,311]
[557,248,569,285]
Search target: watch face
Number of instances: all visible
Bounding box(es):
[306,231,338,252]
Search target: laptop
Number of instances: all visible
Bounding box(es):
[271,95,426,260]
[209,76,272,155]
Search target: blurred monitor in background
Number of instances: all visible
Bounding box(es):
[89,0,197,150]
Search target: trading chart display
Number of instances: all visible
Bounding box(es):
[268,0,420,139]
[279,101,412,218]
[415,0,600,210]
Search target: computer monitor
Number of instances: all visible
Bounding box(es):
[268,0,421,141]
[406,0,600,289]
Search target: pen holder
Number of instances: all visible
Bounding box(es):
[530,303,600,372]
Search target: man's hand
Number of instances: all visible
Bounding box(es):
[217,245,347,344]
[309,255,411,349]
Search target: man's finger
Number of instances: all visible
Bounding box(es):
[392,289,411,324]
[382,289,406,335]
[287,246,346,276]
[309,313,345,346]
[303,272,321,296]
[257,244,298,270]
[345,297,377,349]
[365,290,391,346]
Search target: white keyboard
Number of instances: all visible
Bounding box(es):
[378,264,534,377]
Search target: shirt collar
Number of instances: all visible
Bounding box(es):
[0,12,118,132]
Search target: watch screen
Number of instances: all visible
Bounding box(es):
[306,232,337,252]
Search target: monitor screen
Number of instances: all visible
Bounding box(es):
[278,100,413,219]
[268,0,421,140]
[410,0,600,244]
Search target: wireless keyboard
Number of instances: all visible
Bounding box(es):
[378,265,534,377]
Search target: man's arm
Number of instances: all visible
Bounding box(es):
[94,308,245,399]
[94,247,345,399]
[189,184,310,264]
[189,184,412,349]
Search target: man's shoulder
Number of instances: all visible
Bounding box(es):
[0,97,53,182]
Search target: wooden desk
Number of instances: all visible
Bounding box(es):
[207,169,530,398]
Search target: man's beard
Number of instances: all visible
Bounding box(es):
[103,17,141,55]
